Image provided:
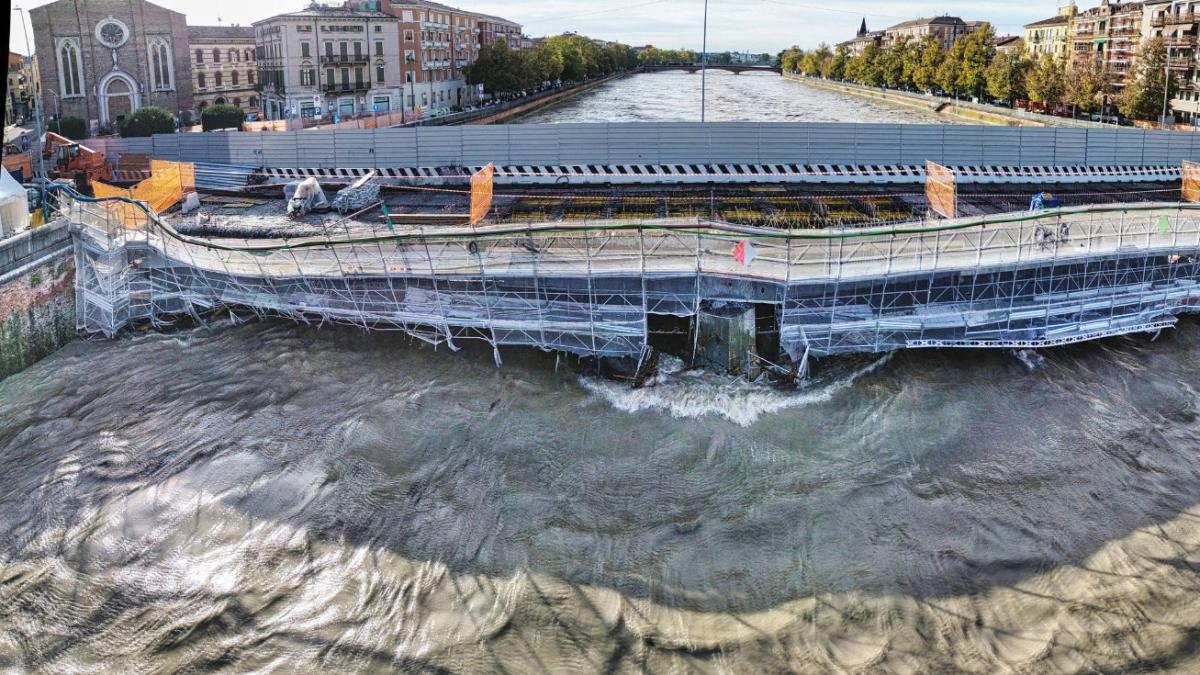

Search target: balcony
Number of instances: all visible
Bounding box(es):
[1166,36,1199,47]
[322,80,372,93]
[1160,13,1199,27]
[321,54,369,65]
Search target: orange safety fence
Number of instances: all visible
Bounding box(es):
[925,160,957,220]
[1183,161,1200,203]
[470,163,494,225]
[92,160,196,227]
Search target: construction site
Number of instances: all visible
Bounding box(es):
[19,122,1200,381]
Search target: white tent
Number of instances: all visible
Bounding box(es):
[0,167,30,237]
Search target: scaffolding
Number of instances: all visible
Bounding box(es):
[64,188,1200,363]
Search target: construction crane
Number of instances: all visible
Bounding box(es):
[43,132,112,192]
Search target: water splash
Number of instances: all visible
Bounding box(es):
[578,354,893,427]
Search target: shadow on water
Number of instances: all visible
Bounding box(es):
[2,316,1200,618]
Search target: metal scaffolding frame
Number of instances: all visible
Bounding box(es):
[67,192,1200,362]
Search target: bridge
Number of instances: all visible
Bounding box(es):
[640,64,781,75]
[49,121,1200,375]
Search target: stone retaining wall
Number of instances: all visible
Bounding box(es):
[0,223,76,381]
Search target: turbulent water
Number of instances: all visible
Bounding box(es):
[517,70,958,124]
[4,317,1200,672]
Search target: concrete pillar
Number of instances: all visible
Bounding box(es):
[693,301,755,375]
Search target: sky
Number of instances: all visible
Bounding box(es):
[9,0,1072,56]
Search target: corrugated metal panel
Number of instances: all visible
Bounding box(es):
[177,134,217,164]
[854,124,902,164]
[558,124,611,163]
[1142,130,1173,165]
[1017,128,1057,166]
[373,128,417,165]
[758,123,807,164]
[1084,129,1120,165]
[898,125,944,165]
[227,133,264,166]
[333,129,376,166]
[150,135,183,162]
[461,125,508,164]
[261,132,300,167]
[978,127,1021,166]
[608,124,661,163]
[1165,130,1196,164]
[298,131,337,167]
[941,126,984,166]
[416,127,465,165]
[1053,129,1088,165]
[506,125,559,164]
[807,124,857,163]
[1111,128,1145,165]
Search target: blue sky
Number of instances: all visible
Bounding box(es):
[10,0,1069,55]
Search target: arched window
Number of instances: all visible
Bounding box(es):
[248,70,255,85]
[229,49,238,62]
[195,49,204,64]
[215,72,223,87]
[213,48,221,63]
[148,38,173,90]
[198,72,206,88]
[231,70,239,86]
[249,96,258,107]
[57,39,84,98]
[233,97,242,106]
[246,49,254,61]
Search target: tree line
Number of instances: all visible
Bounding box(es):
[465,35,639,98]
[779,27,1178,121]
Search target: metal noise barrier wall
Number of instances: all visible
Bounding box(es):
[68,192,1200,361]
[82,123,1200,170]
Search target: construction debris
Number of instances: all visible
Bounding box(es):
[331,172,381,214]
[284,177,328,219]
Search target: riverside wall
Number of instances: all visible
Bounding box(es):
[0,222,76,380]
[784,74,1112,129]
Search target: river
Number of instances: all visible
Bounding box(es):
[517,70,957,124]
[4,75,1200,673]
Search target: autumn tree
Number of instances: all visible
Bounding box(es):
[912,36,944,93]
[986,50,1031,106]
[1117,37,1178,121]
[1025,55,1066,110]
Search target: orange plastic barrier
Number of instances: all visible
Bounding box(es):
[1183,161,1200,204]
[470,163,494,225]
[925,161,957,219]
[93,160,196,227]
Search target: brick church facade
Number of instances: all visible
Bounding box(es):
[31,0,194,134]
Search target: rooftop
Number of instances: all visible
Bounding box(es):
[188,25,256,39]
[886,16,967,31]
[1024,14,1072,28]
[254,4,396,24]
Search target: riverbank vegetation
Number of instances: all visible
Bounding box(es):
[780,28,1177,122]
[466,35,638,98]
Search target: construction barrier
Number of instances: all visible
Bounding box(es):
[925,160,957,219]
[470,163,494,225]
[92,160,196,227]
[1183,160,1200,203]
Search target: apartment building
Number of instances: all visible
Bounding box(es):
[883,16,979,50]
[1143,0,1200,120]
[253,4,402,121]
[188,26,260,115]
[1024,3,1079,61]
[839,19,884,56]
[6,52,38,126]
[1069,1,1143,90]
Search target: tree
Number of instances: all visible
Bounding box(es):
[1066,57,1109,116]
[200,103,245,132]
[955,24,996,100]
[48,116,87,140]
[822,45,850,80]
[912,36,944,93]
[1117,37,1178,121]
[879,38,909,89]
[120,106,176,137]
[986,51,1031,106]
[1026,55,1066,111]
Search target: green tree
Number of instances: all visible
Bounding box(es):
[200,104,245,132]
[1026,55,1066,110]
[879,38,909,88]
[822,45,850,80]
[986,51,1031,106]
[912,36,944,93]
[1066,57,1109,116]
[1117,37,1178,121]
[120,106,176,137]
[955,24,996,100]
[47,116,87,140]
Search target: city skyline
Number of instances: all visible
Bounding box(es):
[10,0,1071,56]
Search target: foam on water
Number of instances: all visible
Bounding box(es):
[578,354,894,427]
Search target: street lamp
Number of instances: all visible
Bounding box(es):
[1163,43,1177,128]
[13,5,46,180]
[700,0,709,122]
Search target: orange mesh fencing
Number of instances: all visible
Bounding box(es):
[470,163,495,225]
[92,160,196,227]
[925,161,957,219]
[1184,161,1200,203]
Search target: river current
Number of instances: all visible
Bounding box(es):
[4,74,1200,673]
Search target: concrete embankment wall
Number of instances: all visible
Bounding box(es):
[405,73,627,127]
[784,74,1112,129]
[0,222,76,380]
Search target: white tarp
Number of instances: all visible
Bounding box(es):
[0,167,30,236]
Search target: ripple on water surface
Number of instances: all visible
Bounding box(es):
[2,319,1200,672]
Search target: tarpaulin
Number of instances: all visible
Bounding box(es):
[470,163,494,226]
[925,161,957,220]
